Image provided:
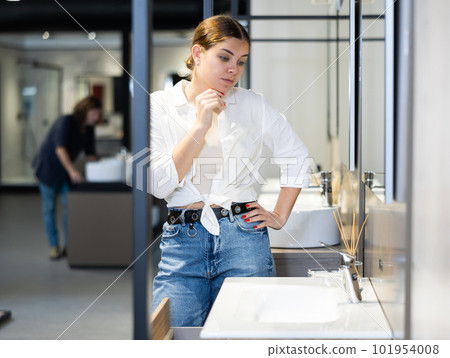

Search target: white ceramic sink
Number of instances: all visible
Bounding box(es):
[85,158,125,182]
[237,284,340,324]
[200,277,392,339]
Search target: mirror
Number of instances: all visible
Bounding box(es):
[76,75,123,141]
[336,1,350,172]
[250,0,350,185]
[360,0,389,202]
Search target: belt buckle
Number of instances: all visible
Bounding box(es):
[234,205,241,214]
[221,208,228,217]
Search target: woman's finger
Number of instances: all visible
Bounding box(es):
[244,201,259,211]
[198,95,225,112]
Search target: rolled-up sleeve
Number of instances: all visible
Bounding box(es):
[149,93,185,199]
[259,95,311,188]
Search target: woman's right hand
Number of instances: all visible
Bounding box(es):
[194,89,226,131]
[68,168,84,183]
[171,88,226,183]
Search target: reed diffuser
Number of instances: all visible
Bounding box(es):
[332,209,369,278]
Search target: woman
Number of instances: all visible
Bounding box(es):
[150,15,310,326]
[32,96,102,260]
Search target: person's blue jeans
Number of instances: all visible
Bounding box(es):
[38,181,70,248]
[151,208,276,327]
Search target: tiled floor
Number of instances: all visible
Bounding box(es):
[0,192,154,339]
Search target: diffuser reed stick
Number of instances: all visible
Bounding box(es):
[332,208,369,278]
[333,211,351,254]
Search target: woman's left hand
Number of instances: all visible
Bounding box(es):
[242,202,287,230]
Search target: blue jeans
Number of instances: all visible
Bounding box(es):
[151,208,276,327]
[38,181,70,248]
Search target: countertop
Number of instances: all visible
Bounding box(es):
[200,277,393,339]
[70,181,131,192]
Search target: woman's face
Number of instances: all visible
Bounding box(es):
[85,108,101,126]
[194,37,249,94]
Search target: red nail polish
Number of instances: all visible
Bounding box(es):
[253,226,258,229]
[242,215,246,219]
[245,219,250,222]
[245,204,250,208]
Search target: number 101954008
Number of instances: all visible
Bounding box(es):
[372,344,439,355]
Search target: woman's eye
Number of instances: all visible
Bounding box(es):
[219,56,229,62]
[238,60,247,66]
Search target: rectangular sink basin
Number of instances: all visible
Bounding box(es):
[200,277,392,339]
[237,284,340,324]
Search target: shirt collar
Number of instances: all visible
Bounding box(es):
[170,80,189,106]
[170,79,236,107]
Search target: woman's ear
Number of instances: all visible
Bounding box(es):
[192,44,202,66]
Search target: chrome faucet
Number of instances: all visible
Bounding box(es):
[319,242,362,303]
[320,171,333,207]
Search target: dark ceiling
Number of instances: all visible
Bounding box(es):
[0,0,248,32]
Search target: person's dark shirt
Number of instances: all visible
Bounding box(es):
[32,114,96,186]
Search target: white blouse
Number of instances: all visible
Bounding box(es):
[191,112,223,195]
[149,80,310,235]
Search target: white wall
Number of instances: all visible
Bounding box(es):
[410,0,450,339]
[368,0,450,340]
[151,44,191,91]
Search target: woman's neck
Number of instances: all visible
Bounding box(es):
[184,78,208,105]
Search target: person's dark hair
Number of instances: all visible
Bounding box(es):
[186,15,250,71]
[72,95,102,123]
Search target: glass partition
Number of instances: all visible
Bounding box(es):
[0,31,123,186]
[1,61,61,185]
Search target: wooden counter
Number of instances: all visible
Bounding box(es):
[67,188,133,267]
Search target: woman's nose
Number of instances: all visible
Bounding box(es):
[228,65,237,74]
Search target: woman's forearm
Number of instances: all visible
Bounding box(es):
[55,146,77,174]
[172,124,208,182]
[272,187,302,227]
[55,146,84,183]
[171,88,226,183]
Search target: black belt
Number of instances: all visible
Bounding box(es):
[167,201,255,225]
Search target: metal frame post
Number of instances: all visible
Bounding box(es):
[204,0,213,19]
[132,0,152,340]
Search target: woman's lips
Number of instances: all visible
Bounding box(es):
[221,78,234,85]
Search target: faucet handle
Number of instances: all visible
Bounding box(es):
[319,241,355,261]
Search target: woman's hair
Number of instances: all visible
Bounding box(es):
[186,15,250,71]
[72,95,103,123]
